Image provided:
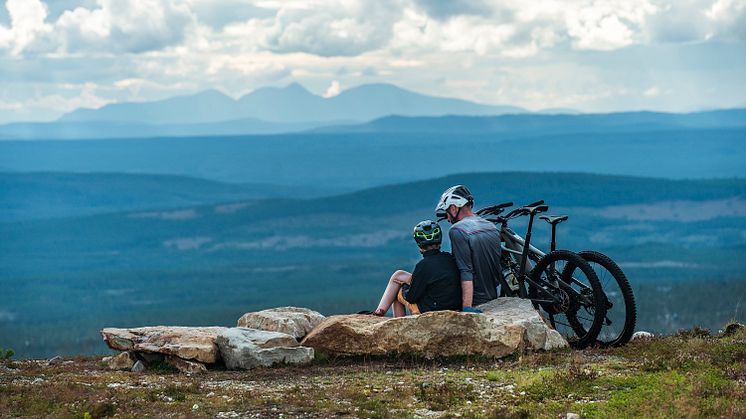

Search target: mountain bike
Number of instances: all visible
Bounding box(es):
[472,201,608,349]
[478,202,637,347]
[539,213,637,347]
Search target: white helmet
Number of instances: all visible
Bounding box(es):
[435,185,474,219]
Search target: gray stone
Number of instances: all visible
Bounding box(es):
[102,352,135,370]
[631,331,654,341]
[301,297,567,358]
[216,327,314,370]
[131,360,146,373]
[237,307,325,340]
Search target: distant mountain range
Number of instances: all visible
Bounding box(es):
[318,109,746,134]
[59,83,526,124]
[0,83,743,140]
[0,83,529,140]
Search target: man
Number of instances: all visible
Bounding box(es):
[435,185,502,310]
[368,220,462,317]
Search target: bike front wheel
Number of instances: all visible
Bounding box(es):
[527,250,607,349]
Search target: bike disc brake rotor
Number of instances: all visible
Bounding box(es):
[538,286,571,315]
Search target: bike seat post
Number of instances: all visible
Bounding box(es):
[550,223,557,252]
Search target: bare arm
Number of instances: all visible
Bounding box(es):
[461,280,473,308]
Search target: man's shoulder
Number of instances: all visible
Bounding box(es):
[452,216,498,234]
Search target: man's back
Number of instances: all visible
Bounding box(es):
[448,215,502,306]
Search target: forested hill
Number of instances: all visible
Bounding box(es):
[1,171,744,358]
[318,109,746,134]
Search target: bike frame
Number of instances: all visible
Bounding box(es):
[498,218,595,299]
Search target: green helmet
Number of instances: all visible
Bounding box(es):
[413,220,442,247]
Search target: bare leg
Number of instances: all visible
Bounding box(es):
[376,270,412,315]
[392,301,407,318]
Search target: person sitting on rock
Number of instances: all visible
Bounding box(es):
[367,220,462,317]
[435,184,501,312]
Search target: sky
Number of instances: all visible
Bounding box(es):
[0,0,745,123]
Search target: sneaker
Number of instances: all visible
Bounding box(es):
[357,309,385,316]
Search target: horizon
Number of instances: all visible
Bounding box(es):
[1,0,745,124]
[3,81,746,127]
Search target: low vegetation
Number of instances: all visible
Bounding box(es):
[1,326,744,417]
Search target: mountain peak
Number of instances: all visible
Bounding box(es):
[188,89,233,101]
[238,83,317,102]
[284,82,311,93]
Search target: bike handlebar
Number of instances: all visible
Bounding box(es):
[502,201,549,220]
[476,201,514,216]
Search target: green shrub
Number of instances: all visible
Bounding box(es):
[0,347,14,360]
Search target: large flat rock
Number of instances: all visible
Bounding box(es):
[217,327,314,370]
[301,298,567,358]
[237,307,326,340]
[101,326,226,364]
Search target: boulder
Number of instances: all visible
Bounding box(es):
[165,356,208,374]
[301,297,567,358]
[102,352,135,370]
[101,326,226,364]
[237,307,325,340]
[216,327,315,370]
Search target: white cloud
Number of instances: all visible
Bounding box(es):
[27,82,111,111]
[706,0,746,41]
[565,0,659,50]
[0,0,745,121]
[0,0,52,54]
[261,0,402,56]
[643,86,660,97]
[53,0,195,54]
[323,80,340,97]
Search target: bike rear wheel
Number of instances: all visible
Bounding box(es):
[527,250,607,349]
[575,250,637,347]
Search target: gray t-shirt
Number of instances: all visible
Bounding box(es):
[448,215,502,306]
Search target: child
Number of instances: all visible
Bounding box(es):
[368,220,462,317]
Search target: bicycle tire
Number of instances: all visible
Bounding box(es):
[527,250,607,349]
[576,250,637,347]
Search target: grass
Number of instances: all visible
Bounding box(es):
[0,326,744,417]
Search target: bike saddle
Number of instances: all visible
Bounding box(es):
[523,204,549,215]
[540,215,569,225]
